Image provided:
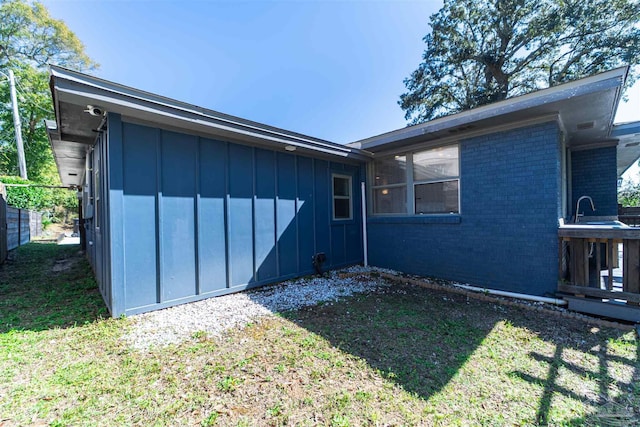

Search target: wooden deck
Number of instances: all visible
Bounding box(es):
[558,226,640,322]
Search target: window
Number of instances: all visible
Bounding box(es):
[370,144,459,215]
[371,155,407,214]
[332,174,352,220]
[413,145,459,214]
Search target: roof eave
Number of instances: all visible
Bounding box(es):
[350,66,629,150]
[49,66,373,162]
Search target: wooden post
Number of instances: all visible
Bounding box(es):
[558,239,564,281]
[608,239,614,291]
[624,239,640,305]
[595,241,601,289]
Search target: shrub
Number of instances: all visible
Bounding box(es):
[618,179,640,207]
[0,175,77,223]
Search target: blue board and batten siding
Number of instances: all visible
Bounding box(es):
[367,121,563,296]
[102,113,363,316]
[84,130,111,311]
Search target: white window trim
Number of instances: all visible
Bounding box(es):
[332,173,353,221]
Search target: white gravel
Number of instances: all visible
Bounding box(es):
[123,266,394,350]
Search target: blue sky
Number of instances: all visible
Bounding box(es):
[42,0,443,144]
[42,0,638,145]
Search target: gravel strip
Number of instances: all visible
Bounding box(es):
[124,266,393,350]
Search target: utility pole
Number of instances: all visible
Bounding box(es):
[7,70,27,180]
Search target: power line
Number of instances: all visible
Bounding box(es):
[1,72,53,116]
[3,183,77,189]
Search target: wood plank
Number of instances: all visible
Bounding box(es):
[608,239,614,291]
[558,239,564,281]
[558,228,640,239]
[570,239,587,286]
[595,242,601,289]
[558,283,640,303]
[583,239,590,287]
[565,296,640,323]
[624,240,640,294]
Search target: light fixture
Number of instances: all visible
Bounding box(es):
[84,105,105,116]
[381,189,389,195]
[284,145,296,152]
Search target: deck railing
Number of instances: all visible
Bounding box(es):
[558,227,640,321]
[618,206,640,227]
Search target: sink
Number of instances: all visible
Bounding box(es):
[559,217,631,229]
[558,217,640,238]
[579,220,630,228]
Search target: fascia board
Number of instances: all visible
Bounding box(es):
[50,66,373,161]
[351,67,628,150]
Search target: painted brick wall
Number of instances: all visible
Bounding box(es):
[368,121,562,296]
[571,147,618,218]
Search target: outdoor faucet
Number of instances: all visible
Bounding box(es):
[574,195,596,223]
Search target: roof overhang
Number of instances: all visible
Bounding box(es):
[349,67,631,171]
[45,119,86,187]
[47,66,373,186]
[612,121,640,176]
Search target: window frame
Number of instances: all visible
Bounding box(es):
[369,144,461,216]
[332,173,353,221]
[370,155,408,215]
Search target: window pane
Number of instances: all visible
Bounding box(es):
[334,198,351,219]
[373,186,406,214]
[415,181,459,214]
[333,176,350,197]
[373,156,407,186]
[413,145,458,181]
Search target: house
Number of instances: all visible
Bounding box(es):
[47,65,640,318]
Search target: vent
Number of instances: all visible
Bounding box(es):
[447,124,475,134]
[577,121,594,130]
[625,142,640,147]
[68,173,78,176]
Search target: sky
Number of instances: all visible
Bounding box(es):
[41,0,444,144]
[41,0,639,147]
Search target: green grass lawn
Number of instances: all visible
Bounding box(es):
[0,243,638,426]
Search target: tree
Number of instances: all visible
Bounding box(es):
[618,178,640,207]
[0,0,94,70]
[0,63,55,181]
[0,0,97,182]
[400,0,640,124]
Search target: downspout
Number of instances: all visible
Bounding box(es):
[361,181,368,267]
[452,283,567,306]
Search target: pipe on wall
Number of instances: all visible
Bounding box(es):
[452,283,568,306]
[361,181,368,267]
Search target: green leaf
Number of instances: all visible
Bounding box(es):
[401,0,640,124]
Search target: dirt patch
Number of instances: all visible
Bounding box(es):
[51,258,77,272]
[33,222,75,241]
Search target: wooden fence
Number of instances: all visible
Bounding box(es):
[0,183,43,264]
[618,205,640,227]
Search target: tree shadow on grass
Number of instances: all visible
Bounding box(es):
[282,281,495,399]
[0,243,108,333]
[282,279,639,423]
[506,316,640,426]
